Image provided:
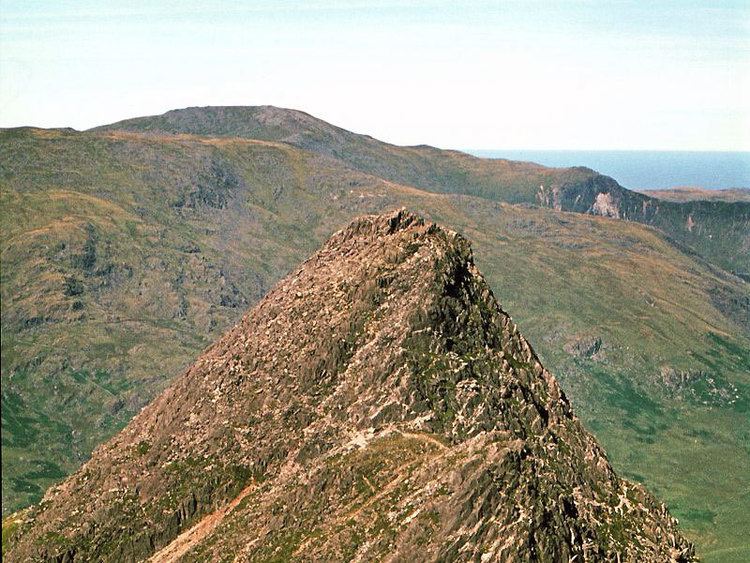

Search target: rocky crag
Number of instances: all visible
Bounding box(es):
[3,210,695,562]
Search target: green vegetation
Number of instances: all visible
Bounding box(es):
[2,516,21,556]
[1,123,748,558]
[98,106,750,275]
[1,365,134,509]
[639,187,750,203]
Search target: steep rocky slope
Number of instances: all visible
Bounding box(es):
[3,211,695,562]
[96,106,750,275]
[2,127,748,560]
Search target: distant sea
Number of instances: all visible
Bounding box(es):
[466,150,750,190]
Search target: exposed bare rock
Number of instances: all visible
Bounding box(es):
[3,210,694,562]
[564,336,604,360]
[591,192,620,219]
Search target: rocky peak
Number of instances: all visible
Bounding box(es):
[4,210,694,562]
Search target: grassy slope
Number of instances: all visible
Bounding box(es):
[95,106,595,204]
[1,127,749,559]
[96,106,750,276]
[639,187,750,203]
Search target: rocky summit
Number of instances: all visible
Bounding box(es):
[3,210,694,562]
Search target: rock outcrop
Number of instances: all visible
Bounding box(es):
[3,210,695,562]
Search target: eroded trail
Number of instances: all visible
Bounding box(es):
[148,485,254,563]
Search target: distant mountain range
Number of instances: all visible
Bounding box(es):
[1,107,748,560]
[469,150,750,192]
[639,187,750,203]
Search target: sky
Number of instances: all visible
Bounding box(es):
[1,0,748,150]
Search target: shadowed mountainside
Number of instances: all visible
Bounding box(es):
[3,211,695,562]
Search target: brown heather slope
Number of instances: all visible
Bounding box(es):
[95,105,750,276]
[3,211,694,562]
[638,188,750,203]
[94,105,595,205]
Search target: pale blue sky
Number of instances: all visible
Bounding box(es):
[1,1,748,149]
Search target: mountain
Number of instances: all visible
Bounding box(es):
[2,210,695,562]
[1,122,748,560]
[93,106,593,204]
[96,106,750,277]
[639,188,750,204]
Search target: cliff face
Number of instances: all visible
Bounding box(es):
[553,173,750,277]
[4,210,694,562]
